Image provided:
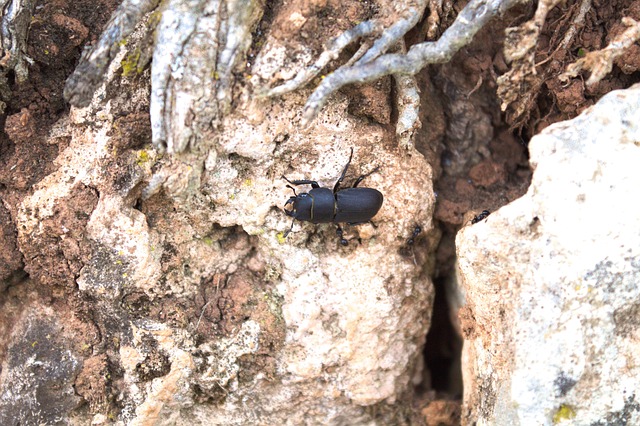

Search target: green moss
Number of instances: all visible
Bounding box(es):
[553,404,576,423]
[148,10,163,28]
[121,48,142,77]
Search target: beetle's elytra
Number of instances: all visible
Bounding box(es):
[282,148,383,245]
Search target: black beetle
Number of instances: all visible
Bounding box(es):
[471,209,490,224]
[282,148,383,245]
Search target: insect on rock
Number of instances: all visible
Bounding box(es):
[471,210,490,224]
[282,148,384,245]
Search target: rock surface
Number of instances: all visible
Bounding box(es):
[457,85,640,425]
[1,7,437,423]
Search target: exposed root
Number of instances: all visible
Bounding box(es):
[293,0,525,127]
[260,20,381,97]
[534,0,592,68]
[393,41,421,150]
[64,0,161,107]
[354,7,424,66]
[426,0,444,40]
[496,0,593,128]
[561,17,640,86]
[64,0,263,154]
[0,0,35,83]
[496,0,564,121]
[556,0,592,56]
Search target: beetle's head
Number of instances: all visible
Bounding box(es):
[283,192,312,220]
[283,185,313,238]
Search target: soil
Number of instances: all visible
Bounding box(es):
[1,0,639,424]
[0,0,122,418]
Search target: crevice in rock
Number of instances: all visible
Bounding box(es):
[419,121,532,399]
[424,274,463,395]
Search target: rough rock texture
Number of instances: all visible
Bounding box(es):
[457,85,640,425]
[0,202,23,287]
[0,2,436,423]
[8,0,639,424]
[0,291,99,424]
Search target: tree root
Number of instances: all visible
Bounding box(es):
[264,0,525,148]
[561,17,640,86]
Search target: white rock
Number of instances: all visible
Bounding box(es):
[457,85,640,425]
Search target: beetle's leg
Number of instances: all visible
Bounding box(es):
[282,175,320,188]
[352,166,380,188]
[333,148,354,193]
[335,225,348,246]
[283,217,296,238]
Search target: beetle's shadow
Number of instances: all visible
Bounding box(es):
[294,223,362,250]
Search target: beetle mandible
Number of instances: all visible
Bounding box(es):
[282,148,384,245]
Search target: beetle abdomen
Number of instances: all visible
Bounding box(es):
[334,188,383,223]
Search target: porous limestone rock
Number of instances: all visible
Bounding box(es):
[457,85,640,425]
[6,11,436,423]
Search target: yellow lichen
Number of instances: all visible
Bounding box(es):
[136,150,150,166]
[553,404,576,423]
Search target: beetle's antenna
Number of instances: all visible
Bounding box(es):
[283,217,296,238]
[352,166,380,188]
[282,175,294,185]
[333,147,354,193]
